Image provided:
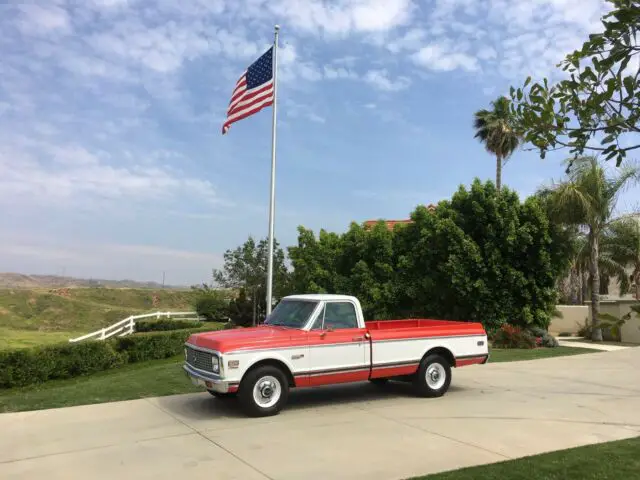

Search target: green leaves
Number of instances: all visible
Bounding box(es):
[508,0,640,164]
[289,181,567,331]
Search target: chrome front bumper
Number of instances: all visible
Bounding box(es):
[183,363,237,393]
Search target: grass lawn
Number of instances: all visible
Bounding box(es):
[0,327,85,350]
[559,337,639,347]
[0,355,200,413]
[0,345,600,414]
[488,346,598,363]
[409,436,640,479]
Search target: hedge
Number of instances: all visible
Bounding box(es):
[0,325,222,389]
[134,319,203,332]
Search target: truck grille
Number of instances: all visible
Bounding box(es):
[185,346,216,372]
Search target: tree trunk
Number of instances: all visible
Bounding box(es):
[589,232,603,342]
[252,287,257,327]
[634,268,640,300]
[495,154,502,193]
[580,267,588,304]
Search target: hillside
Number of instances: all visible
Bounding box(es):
[0,287,200,348]
[0,273,185,289]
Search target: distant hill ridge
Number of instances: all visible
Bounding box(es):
[0,272,186,289]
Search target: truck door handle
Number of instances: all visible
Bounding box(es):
[352,336,364,341]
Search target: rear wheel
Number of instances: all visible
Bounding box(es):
[238,365,289,417]
[413,354,451,397]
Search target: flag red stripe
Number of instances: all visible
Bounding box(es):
[222,99,273,134]
[226,95,273,124]
[227,84,273,117]
[227,81,273,114]
[228,77,248,105]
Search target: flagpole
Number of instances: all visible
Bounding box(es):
[265,25,279,317]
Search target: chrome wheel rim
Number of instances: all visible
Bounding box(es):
[252,375,281,408]
[425,363,446,390]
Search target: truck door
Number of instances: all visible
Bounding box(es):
[306,300,369,386]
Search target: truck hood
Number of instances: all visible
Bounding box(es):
[186,325,304,353]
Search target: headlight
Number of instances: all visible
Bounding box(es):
[211,355,220,373]
[184,348,188,361]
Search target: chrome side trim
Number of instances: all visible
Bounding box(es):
[224,333,486,355]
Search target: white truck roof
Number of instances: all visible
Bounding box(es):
[283,294,359,302]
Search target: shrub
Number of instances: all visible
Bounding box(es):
[0,325,223,389]
[0,342,126,389]
[558,332,572,337]
[195,292,229,322]
[526,326,559,348]
[577,318,592,339]
[492,324,536,349]
[135,319,202,332]
[112,328,205,362]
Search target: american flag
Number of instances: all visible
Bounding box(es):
[222,47,274,134]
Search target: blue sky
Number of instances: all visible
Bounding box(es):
[1,0,637,286]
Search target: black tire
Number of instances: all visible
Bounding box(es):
[413,354,452,397]
[238,365,289,417]
[369,378,389,386]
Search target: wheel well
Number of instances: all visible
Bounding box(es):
[423,347,455,367]
[243,359,296,388]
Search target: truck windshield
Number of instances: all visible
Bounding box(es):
[264,300,318,329]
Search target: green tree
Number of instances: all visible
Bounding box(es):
[473,96,522,193]
[212,236,290,326]
[509,0,640,166]
[604,216,640,298]
[289,180,572,333]
[538,156,639,340]
[288,222,396,319]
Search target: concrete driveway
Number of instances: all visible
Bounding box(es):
[1,348,639,480]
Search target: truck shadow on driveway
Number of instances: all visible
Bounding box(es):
[156,382,468,421]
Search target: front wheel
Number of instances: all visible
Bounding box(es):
[413,354,451,397]
[238,365,289,417]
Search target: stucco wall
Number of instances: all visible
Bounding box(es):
[599,300,640,344]
[550,305,589,335]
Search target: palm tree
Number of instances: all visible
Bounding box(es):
[473,96,521,193]
[541,156,639,341]
[604,216,640,299]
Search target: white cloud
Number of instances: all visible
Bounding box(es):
[17,4,71,35]
[324,65,359,80]
[364,69,411,91]
[386,28,427,53]
[0,140,221,208]
[411,44,479,72]
[477,46,497,61]
[263,0,415,36]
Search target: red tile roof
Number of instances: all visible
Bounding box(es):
[363,204,436,230]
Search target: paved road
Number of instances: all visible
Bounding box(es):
[1,348,639,480]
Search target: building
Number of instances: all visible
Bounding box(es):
[363,204,437,230]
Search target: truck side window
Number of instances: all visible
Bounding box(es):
[310,305,325,330]
[324,302,358,330]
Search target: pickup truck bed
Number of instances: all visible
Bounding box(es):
[365,319,488,380]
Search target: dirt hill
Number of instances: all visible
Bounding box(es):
[0,287,200,345]
[0,272,184,289]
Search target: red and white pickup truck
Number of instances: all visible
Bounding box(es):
[184,294,489,417]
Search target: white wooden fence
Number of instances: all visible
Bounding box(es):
[68,311,202,343]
